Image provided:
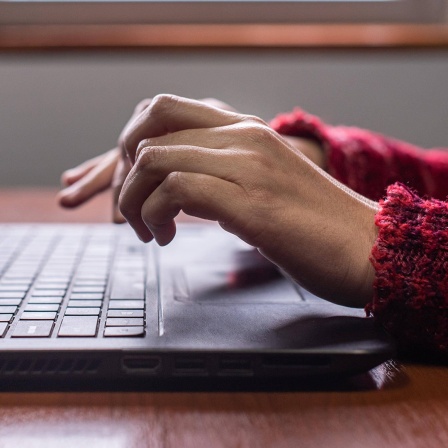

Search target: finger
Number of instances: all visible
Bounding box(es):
[134,125,241,160]
[58,148,120,208]
[112,156,131,223]
[141,172,246,246]
[123,94,242,163]
[119,145,240,240]
[60,153,108,187]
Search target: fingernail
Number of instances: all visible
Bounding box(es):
[134,229,153,244]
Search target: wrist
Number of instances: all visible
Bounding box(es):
[349,202,379,306]
[282,135,326,170]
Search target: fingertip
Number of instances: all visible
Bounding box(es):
[148,222,176,246]
[57,193,76,208]
[136,231,154,244]
[57,186,82,208]
[60,170,75,187]
[153,233,172,246]
[129,220,155,243]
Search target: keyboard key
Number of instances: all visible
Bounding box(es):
[104,326,145,337]
[76,275,107,281]
[70,293,103,300]
[40,269,73,276]
[64,307,101,316]
[34,282,68,290]
[31,289,66,297]
[12,320,54,337]
[58,316,98,337]
[106,317,144,327]
[0,314,13,322]
[24,304,59,312]
[74,280,106,287]
[0,279,31,286]
[28,296,63,304]
[72,286,105,293]
[0,299,22,306]
[38,276,70,283]
[0,291,26,299]
[108,300,145,310]
[107,309,144,318]
[0,285,29,292]
[3,275,34,281]
[0,306,18,314]
[0,322,8,337]
[21,311,57,320]
[67,300,102,308]
[110,275,145,300]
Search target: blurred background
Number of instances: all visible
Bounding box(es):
[1,0,448,187]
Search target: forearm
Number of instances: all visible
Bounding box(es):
[271,108,448,201]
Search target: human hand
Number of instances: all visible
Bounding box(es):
[119,94,379,307]
[58,97,236,222]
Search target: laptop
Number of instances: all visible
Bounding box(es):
[0,221,394,390]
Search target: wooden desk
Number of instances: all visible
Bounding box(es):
[1,188,448,448]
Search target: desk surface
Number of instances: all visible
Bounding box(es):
[1,188,448,448]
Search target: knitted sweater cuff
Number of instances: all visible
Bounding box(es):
[270,108,388,200]
[366,183,448,355]
[270,108,448,201]
[270,108,331,152]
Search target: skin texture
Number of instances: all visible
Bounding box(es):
[59,95,379,307]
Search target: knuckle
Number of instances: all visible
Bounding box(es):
[135,139,152,161]
[136,145,168,172]
[162,171,184,196]
[245,122,279,149]
[242,114,267,127]
[149,94,179,117]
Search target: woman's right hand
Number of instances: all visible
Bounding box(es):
[57,98,238,222]
[57,97,325,222]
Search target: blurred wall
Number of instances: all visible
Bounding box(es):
[1,49,448,186]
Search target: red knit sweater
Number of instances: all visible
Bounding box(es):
[271,109,448,356]
[270,108,448,201]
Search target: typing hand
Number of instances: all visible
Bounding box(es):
[119,94,378,307]
[58,97,235,222]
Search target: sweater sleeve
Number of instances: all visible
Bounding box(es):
[270,108,448,201]
[366,183,448,356]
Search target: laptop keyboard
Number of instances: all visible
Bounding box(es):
[0,225,147,338]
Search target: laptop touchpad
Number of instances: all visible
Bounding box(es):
[161,224,305,305]
[173,258,305,305]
